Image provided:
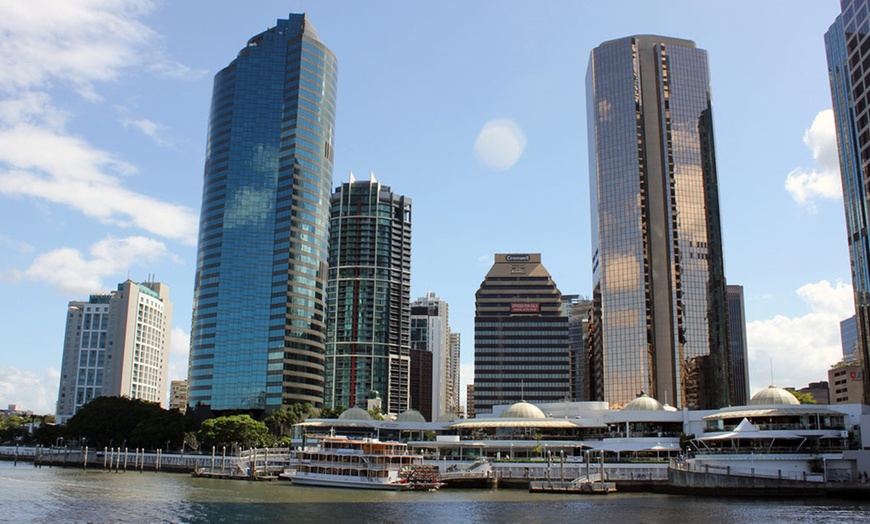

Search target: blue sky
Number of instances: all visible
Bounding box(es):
[0,0,853,414]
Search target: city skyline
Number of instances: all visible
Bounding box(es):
[0,1,854,414]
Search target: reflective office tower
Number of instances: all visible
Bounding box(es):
[587,35,730,410]
[841,315,858,362]
[726,285,750,406]
[826,0,870,404]
[325,174,412,415]
[473,254,570,414]
[57,281,172,423]
[188,14,337,414]
[410,291,454,420]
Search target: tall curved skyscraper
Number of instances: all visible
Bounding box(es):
[587,35,730,410]
[188,14,337,414]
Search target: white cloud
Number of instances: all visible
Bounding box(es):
[474,119,526,171]
[4,236,175,294]
[168,327,190,382]
[0,0,196,99]
[0,124,198,243]
[123,118,172,147]
[746,280,853,393]
[785,109,842,207]
[0,366,59,415]
[0,1,200,245]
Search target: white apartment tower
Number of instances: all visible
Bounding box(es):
[56,280,172,423]
[410,292,455,419]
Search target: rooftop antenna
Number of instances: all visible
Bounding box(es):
[770,357,774,386]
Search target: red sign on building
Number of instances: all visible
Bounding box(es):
[510,303,540,313]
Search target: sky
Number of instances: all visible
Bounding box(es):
[0,0,854,414]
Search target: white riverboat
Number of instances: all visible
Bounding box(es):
[281,436,442,490]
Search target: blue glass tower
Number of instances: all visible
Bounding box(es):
[188,14,337,414]
[826,1,870,405]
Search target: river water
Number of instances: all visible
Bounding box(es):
[3,462,870,523]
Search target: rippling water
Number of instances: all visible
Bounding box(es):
[3,462,870,523]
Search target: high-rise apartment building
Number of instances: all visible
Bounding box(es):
[188,14,337,414]
[726,285,750,406]
[56,280,172,423]
[587,35,730,409]
[324,174,412,415]
[409,292,456,421]
[826,1,870,404]
[449,332,461,416]
[473,254,570,414]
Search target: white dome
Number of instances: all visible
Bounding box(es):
[338,406,373,420]
[622,393,664,411]
[749,385,800,406]
[501,401,546,419]
[396,409,426,423]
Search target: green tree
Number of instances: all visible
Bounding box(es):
[319,405,347,419]
[786,389,817,404]
[199,415,273,451]
[367,406,384,421]
[264,403,314,438]
[64,396,188,450]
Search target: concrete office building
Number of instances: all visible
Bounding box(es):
[473,254,570,414]
[826,0,870,404]
[449,332,462,417]
[56,280,172,423]
[187,14,337,414]
[325,174,412,415]
[587,35,731,409]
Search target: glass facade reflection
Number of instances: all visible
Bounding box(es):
[325,176,412,415]
[188,14,337,414]
[587,36,730,409]
[826,1,870,404]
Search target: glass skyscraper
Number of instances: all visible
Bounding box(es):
[188,14,337,414]
[325,174,412,415]
[587,35,730,410]
[826,0,870,404]
[473,253,569,415]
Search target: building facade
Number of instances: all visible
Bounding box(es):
[169,380,189,414]
[726,285,750,406]
[324,174,412,415]
[188,14,337,414]
[826,0,870,405]
[473,253,570,414]
[829,361,865,404]
[56,281,172,423]
[587,35,731,409]
[841,315,859,362]
[409,292,453,420]
[449,332,461,416]
[563,295,593,402]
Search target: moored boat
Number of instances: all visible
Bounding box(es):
[280,436,443,490]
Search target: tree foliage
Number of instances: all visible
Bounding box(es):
[264,403,315,438]
[198,415,272,451]
[319,405,347,419]
[64,396,190,450]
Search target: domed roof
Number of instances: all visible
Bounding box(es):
[622,393,664,411]
[749,385,800,406]
[396,409,426,423]
[501,401,546,419]
[436,412,458,423]
[338,406,373,420]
